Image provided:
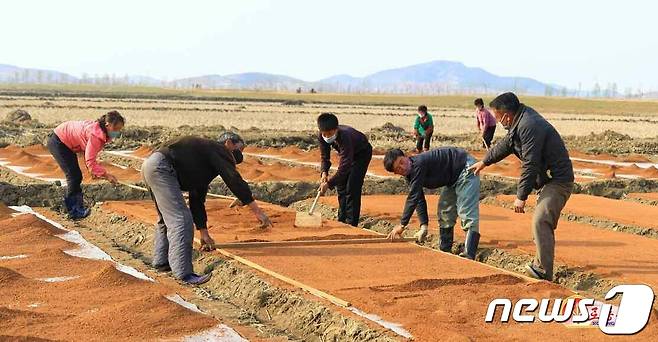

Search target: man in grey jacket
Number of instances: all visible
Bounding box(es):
[469,92,574,281]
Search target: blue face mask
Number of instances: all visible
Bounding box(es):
[323,132,337,144]
[108,131,121,139]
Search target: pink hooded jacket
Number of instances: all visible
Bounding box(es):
[53,120,110,177]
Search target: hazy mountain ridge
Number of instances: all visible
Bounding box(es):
[0,60,620,96]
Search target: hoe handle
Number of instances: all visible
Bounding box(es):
[309,190,321,215]
[481,136,490,152]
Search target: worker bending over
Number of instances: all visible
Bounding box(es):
[384,147,481,259]
[142,132,272,285]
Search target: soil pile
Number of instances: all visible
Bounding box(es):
[0,203,14,220]
[0,145,142,182]
[0,212,224,341]
[640,166,658,178]
[370,122,407,135]
[5,109,32,123]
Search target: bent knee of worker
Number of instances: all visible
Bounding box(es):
[532,210,559,232]
[167,216,195,243]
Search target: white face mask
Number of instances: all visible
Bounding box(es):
[323,132,338,144]
[418,113,425,118]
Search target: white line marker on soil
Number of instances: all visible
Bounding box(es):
[9,205,154,282]
[0,159,66,183]
[348,307,413,339]
[165,294,204,314]
[0,254,28,260]
[37,275,80,282]
[165,294,249,342]
[181,325,248,342]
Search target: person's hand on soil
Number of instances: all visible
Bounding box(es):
[514,199,526,213]
[104,173,118,184]
[467,161,486,176]
[247,202,273,229]
[256,211,273,229]
[387,225,406,241]
[199,229,215,251]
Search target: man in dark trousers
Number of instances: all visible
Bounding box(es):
[384,147,481,259]
[142,132,273,285]
[317,113,373,227]
[469,92,574,281]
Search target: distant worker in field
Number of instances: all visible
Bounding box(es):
[317,113,373,227]
[474,98,496,149]
[47,111,125,220]
[469,92,574,281]
[413,105,434,153]
[142,132,273,285]
[384,147,481,259]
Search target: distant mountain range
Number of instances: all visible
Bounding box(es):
[0,60,572,95]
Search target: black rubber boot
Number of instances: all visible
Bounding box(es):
[459,230,480,260]
[69,193,90,220]
[439,227,454,252]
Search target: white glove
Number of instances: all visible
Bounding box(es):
[414,224,429,243]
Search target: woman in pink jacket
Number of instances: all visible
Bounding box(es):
[47,111,125,219]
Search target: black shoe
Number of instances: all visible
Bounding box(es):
[64,195,75,213]
[154,264,172,273]
[459,230,480,260]
[68,193,90,220]
[439,227,454,252]
[525,263,548,280]
[182,273,212,285]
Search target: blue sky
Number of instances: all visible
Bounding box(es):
[2,0,656,90]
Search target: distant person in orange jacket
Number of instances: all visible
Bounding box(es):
[47,111,125,219]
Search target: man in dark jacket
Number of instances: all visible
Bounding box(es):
[142,132,272,285]
[384,147,481,259]
[469,92,574,281]
[317,113,373,226]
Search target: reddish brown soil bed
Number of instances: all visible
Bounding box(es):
[497,194,658,230]
[244,146,658,182]
[0,145,142,182]
[237,158,319,182]
[628,192,658,201]
[321,195,658,293]
[100,199,658,340]
[0,208,242,341]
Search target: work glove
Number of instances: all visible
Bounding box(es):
[413,224,429,243]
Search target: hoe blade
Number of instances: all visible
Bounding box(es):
[294,212,322,228]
